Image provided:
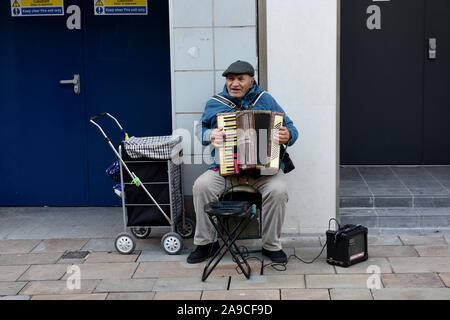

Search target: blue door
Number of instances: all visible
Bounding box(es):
[0,1,172,206]
[0,0,88,205]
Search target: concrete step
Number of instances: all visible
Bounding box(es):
[340,195,450,208]
[340,166,450,209]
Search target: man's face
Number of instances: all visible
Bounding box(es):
[226,74,255,98]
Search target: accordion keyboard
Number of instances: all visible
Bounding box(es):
[217,113,238,176]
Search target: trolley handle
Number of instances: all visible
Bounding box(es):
[89,112,127,141]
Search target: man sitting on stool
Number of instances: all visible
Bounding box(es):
[187,60,299,264]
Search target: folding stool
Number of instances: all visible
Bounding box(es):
[201,201,257,281]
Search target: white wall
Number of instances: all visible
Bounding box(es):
[169,0,258,195]
[266,0,338,233]
[169,0,338,234]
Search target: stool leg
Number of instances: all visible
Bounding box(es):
[201,216,231,281]
[219,215,256,279]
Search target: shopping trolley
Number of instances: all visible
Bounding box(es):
[90,113,195,255]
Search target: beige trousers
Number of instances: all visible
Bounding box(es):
[192,169,289,251]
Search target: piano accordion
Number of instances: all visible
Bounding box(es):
[216,110,284,176]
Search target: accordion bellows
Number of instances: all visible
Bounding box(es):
[217,110,284,176]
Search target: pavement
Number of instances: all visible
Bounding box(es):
[0,207,450,300]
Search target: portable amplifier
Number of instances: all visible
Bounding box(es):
[326,224,368,267]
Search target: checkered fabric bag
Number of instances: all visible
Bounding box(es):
[123,135,182,160]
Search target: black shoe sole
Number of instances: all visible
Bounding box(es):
[262,249,288,264]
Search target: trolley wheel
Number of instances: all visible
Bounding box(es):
[176,217,195,239]
[131,227,151,239]
[161,232,183,255]
[115,233,136,255]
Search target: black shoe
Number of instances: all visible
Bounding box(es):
[187,241,220,264]
[262,248,288,263]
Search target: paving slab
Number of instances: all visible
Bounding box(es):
[133,261,204,278]
[377,228,432,236]
[31,239,89,253]
[371,288,450,300]
[263,259,334,275]
[153,277,228,291]
[381,273,444,288]
[153,291,202,300]
[399,235,447,246]
[334,258,392,274]
[3,226,50,240]
[81,238,115,252]
[368,236,402,246]
[389,257,450,273]
[200,260,262,278]
[281,236,321,248]
[94,279,155,293]
[445,235,450,244]
[31,294,107,300]
[0,282,28,296]
[61,263,138,280]
[0,295,30,300]
[106,292,156,300]
[0,240,41,254]
[56,257,87,265]
[137,251,190,263]
[0,253,62,266]
[368,245,418,257]
[18,264,69,281]
[414,245,450,257]
[438,273,450,287]
[306,274,375,289]
[0,265,30,281]
[134,239,166,252]
[20,280,99,295]
[229,275,305,290]
[293,247,327,259]
[84,251,140,263]
[201,290,280,300]
[280,288,329,300]
[329,288,373,300]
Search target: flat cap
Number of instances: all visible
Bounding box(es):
[222,60,255,77]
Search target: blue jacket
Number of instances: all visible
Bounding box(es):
[195,82,299,167]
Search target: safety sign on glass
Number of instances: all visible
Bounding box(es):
[94,0,148,16]
[11,0,64,17]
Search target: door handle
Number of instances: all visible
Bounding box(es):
[429,38,437,60]
[60,74,80,94]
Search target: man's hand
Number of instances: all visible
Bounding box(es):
[210,128,226,148]
[274,126,291,145]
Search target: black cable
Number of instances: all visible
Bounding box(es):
[232,245,286,275]
[286,241,327,264]
[230,218,341,275]
[328,218,340,231]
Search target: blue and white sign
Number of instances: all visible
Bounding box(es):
[94,0,148,16]
[11,0,64,17]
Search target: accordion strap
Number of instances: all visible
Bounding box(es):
[248,91,266,109]
[212,95,241,110]
[212,91,266,111]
